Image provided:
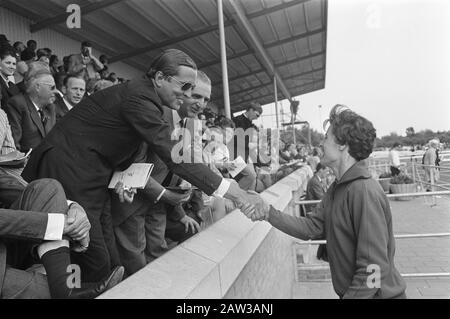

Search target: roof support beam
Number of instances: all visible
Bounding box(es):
[222,0,294,102]
[230,81,324,112]
[109,0,310,63]
[30,0,125,33]
[212,51,324,86]
[228,68,324,97]
[201,27,324,72]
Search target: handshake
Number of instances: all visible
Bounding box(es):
[225,180,270,221]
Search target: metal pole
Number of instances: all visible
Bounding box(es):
[274,76,279,129]
[294,232,450,245]
[295,190,450,205]
[218,0,231,119]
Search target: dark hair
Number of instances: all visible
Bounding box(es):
[36,48,50,59]
[328,104,376,161]
[26,39,37,48]
[316,162,326,173]
[146,49,197,79]
[247,102,262,114]
[99,54,108,64]
[0,46,16,60]
[21,48,35,61]
[214,115,235,129]
[63,55,70,73]
[49,54,58,65]
[13,41,25,50]
[81,41,91,47]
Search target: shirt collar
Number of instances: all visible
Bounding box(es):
[62,96,73,111]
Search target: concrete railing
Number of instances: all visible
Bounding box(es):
[99,165,313,299]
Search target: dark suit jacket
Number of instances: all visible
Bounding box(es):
[22,76,222,223]
[305,174,326,212]
[53,94,70,122]
[231,114,257,162]
[0,77,20,109]
[4,93,56,152]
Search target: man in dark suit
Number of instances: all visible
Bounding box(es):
[54,75,86,121]
[111,70,211,275]
[22,49,264,282]
[4,62,57,153]
[231,102,262,191]
[0,174,124,298]
[305,162,328,213]
[0,46,21,109]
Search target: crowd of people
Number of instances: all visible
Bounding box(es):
[1,32,407,299]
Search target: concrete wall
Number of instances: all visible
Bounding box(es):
[99,165,312,299]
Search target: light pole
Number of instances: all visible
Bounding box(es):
[318,104,322,131]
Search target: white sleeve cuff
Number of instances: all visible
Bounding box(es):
[213,178,231,198]
[44,214,65,240]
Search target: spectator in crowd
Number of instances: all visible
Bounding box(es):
[307,147,322,172]
[26,40,37,53]
[423,139,440,191]
[36,48,50,65]
[49,55,60,77]
[93,79,114,93]
[20,48,35,64]
[4,61,57,152]
[14,60,28,88]
[388,143,401,176]
[53,75,86,121]
[0,34,11,47]
[0,46,21,109]
[304,162,328,213]
[0,174,124,299]
[231,102,262,191]
[99,54,108,69]
[22,49,263,282]
[0,106,27,183]
[13,42,26,60]
[21,40,37,62]
[244,104,407,299]
[67,41,104,82]
[106,72,118,84]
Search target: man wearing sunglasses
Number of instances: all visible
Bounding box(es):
[22,49,265,283]
[4,61,57,153]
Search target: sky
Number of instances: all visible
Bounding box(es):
[254,0,450,137]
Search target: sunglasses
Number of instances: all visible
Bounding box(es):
[166,75,194,91]
[254,111,261,118]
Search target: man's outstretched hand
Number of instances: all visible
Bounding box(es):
[223,180,269,221]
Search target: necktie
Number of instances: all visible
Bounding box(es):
[38,109,46,126]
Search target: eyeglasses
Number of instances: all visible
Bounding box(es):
[166,75,194,91]
[254,111,261,118]
[40,82,56,90]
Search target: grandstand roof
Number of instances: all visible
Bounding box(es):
[2,0,328,113]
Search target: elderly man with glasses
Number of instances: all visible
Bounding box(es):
[4,61,57,153]
[22,49,265,283]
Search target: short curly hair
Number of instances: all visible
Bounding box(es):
[327,104,376,161]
